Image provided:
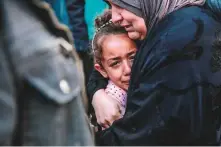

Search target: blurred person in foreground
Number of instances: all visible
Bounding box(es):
[0,0,93,145]
[45,0,93,86]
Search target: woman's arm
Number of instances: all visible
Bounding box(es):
[96,11,221,145]
[87,69,121,127]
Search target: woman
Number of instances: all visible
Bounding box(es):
[88,0,221,145]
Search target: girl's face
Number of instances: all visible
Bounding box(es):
[107,0,147,40]
[95,34,137,91]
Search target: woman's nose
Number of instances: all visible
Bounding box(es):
[111,8,122,24]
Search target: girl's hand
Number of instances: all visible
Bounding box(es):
[92,89,121,129]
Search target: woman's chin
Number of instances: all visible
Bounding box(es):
[128,31,142,40]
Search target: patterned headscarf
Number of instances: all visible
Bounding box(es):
[110,0,206,32]
[141,0,206,31]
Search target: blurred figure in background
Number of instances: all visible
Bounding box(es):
[44,0,108,115]
[45,0,97,86]
[44,0,70,26]
[0,0,93,145]
[66,0,92,85]
[66,0,108,86]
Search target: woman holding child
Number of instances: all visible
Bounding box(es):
[89,0,221,145]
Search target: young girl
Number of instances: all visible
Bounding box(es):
[92,10,137,119]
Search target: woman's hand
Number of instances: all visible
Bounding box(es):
[92,89,121,129]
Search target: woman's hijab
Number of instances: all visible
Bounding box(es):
[109,0,206,33]
[140,0,206,32]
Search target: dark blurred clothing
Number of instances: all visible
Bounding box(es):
[66,0,93,85]
[44,0,70,26]
[0,0,93,145]
[44,0,89,52]
[45,0,93,86]
[66,0,89,52]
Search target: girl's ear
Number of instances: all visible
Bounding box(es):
[94,63,108,78]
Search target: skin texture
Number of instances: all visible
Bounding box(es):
[95,34,137,91]
[108,0,147,40]
[93,34,137,128]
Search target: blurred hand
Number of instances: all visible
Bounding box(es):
[92,89,121,129]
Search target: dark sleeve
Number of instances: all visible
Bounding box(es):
[0,41,16,145]
[96,17,219,145]
[66,0,89,52]
[97,84,216,146]
[87,69,108,103]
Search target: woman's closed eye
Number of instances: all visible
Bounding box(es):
[129,55,135,61]
[129,55,135,64]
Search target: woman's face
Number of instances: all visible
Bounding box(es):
[95,34,137,91]
[107,0,147,40]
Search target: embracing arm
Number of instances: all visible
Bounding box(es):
[87,69,121,127]
[96,12,220,145]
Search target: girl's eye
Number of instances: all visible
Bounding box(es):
[110,61,120,67]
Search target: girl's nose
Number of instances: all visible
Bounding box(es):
[123,61,131,76]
